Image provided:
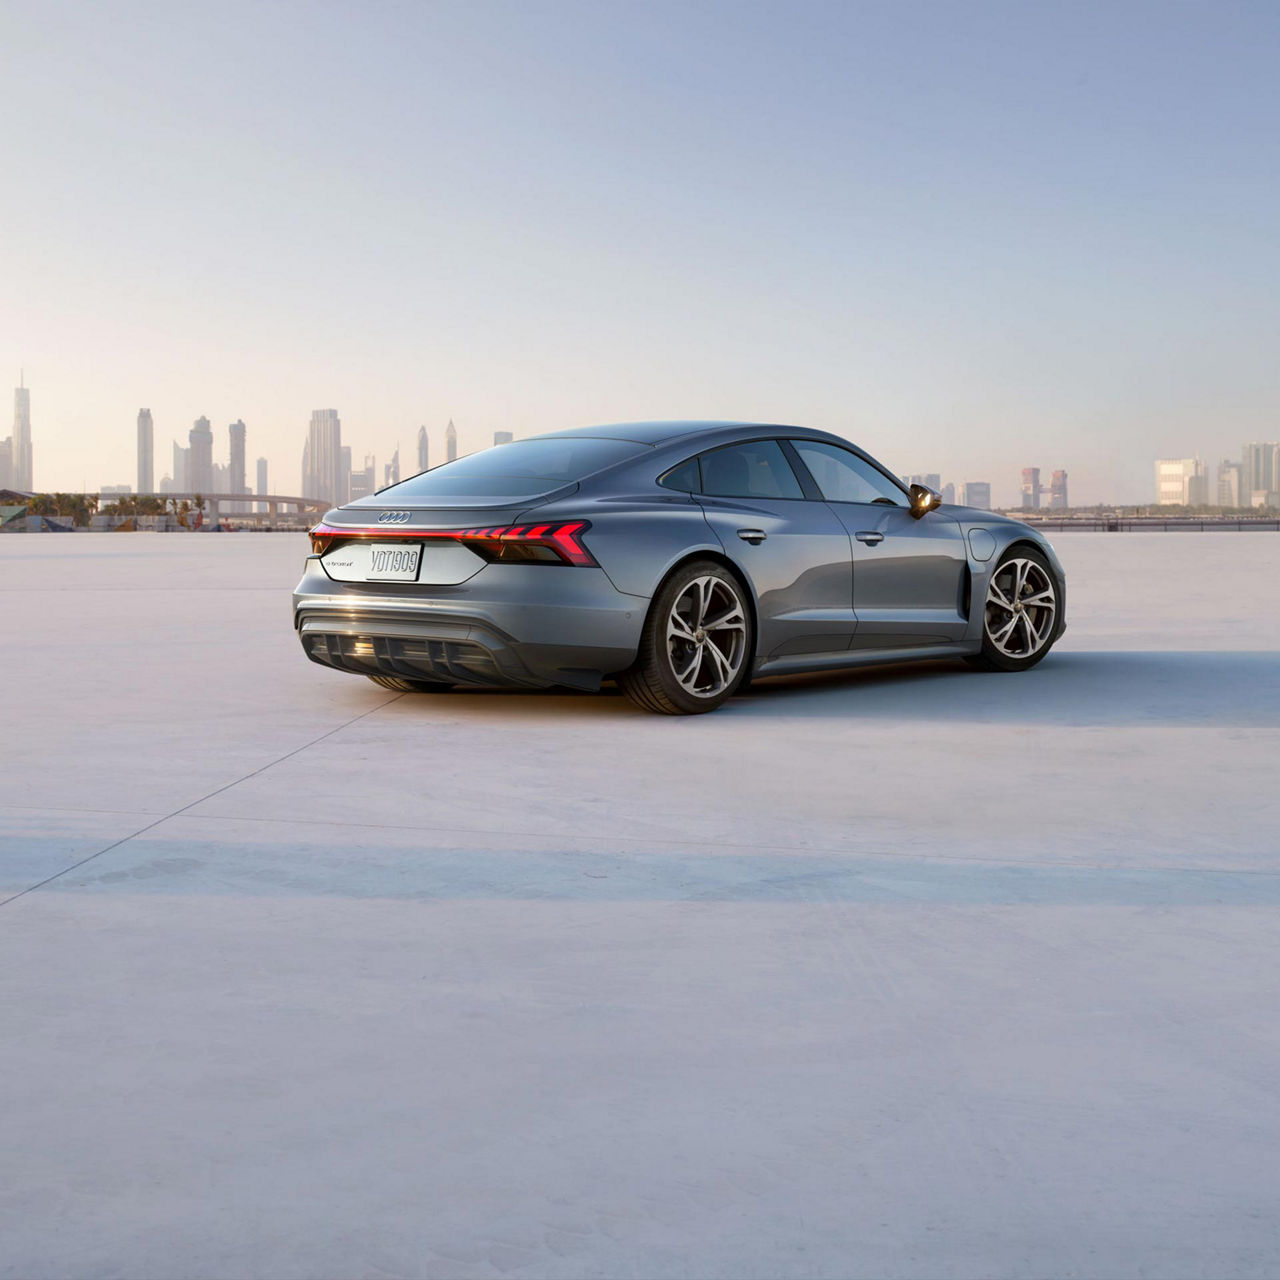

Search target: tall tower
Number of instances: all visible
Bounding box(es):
[1020,467,1042,510]
[384,446,400,488]
[304,409,344,505]
[417,425,429,472]
[13,374,33,490]
[137,409,154,495]
[446,419,458,462]
[1049,470,1069,510]
[229,420,247,500]
[189,416,214,495]
[256,457,268,513]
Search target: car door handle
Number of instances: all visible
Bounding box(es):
[855,531,884,546]
[737,528,767,545]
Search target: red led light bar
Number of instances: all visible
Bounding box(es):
[309,520,596,566]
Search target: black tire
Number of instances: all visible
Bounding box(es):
[619,560,755,715]
[965,546,1061,672]
[366,674,455,692]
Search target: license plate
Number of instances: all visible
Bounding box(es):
[322,542,422,582]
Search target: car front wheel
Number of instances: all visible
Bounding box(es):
[966,547,1061,672]
[619,561,754,714]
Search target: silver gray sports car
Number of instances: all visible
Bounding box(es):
[295,421,1066,714]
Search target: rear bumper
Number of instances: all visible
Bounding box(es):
[293,559,646,690]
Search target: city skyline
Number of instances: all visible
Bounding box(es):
[6,375,1277,512]
[10,369,1277,509]
[5,4,1280,505]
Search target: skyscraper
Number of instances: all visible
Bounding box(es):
[172,440,190,492]
[0,438,12,489]
[384,447,400,488]
[1240,442,1277,498]
[446,419,458,462]
[350,455,377,500]
[303,409,345,505]
[417,425,429,473]
[1240,441,1280,505]
[494,430,514,446]
[137,409,154,495]
[1154,458,1207,505]
[229,420,247,503]
[13,375,33,490]
[1020,468,1042,510]
[189,416,214,495]
[256,457,268,513]
[962,481,991,510]
[1049,470,1069,510]
[1217,459,1242,507]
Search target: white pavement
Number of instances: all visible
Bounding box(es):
[3,532,1279,1279]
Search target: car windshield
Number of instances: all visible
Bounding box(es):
[378,438,649,498]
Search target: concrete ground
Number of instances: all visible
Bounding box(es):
[3,531,1279,1280]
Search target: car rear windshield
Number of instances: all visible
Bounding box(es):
[378,438,649,499]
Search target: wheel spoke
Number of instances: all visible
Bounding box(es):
[697,578,714,626]
[703,604,745,632]
[987,579,1014,610]
[702,641,731,689]
[674,648,701,688]
[668,612,697,642]
[992,614,1019,645]
[1021,588,1055,609]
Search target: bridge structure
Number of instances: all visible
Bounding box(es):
[103,492,331,520]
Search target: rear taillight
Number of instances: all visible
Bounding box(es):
[308,520,596,567]
[456,521,596,566]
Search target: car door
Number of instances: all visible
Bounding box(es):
[786,439,969,647]
[689,439,855,658]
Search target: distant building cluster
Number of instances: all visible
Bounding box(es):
[901,472,993,511]
[1016,466,1069,510]
[154,414,260,513]
[1156,444,1279,507]
[298,415,468,506]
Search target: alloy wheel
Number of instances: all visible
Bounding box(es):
[984,558,1057,659]
[665,575,748,698]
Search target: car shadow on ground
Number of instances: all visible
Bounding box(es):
[398,649,1280,729]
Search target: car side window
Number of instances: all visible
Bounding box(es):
[790,441,906,506]
[699,440,804,500]
[658,457,701,492]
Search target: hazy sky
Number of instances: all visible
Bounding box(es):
[2,0,1278,504]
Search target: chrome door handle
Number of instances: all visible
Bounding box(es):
[737,529,767,545]
[855,531,884,546]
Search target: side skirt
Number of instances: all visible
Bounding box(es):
[754,642,977,680]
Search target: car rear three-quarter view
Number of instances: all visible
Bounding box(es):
[294,421,1067,713]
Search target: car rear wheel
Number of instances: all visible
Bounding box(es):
[366,674,455,692]
[966,548,1060,672]
[619,561,754,714]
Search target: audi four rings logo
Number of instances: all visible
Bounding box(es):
[377,511,412,524]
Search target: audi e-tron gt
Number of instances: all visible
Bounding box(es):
[295,421,1066,714]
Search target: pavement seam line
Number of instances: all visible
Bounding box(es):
[0,695,403,909]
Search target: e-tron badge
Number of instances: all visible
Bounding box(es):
[377,511,412,524]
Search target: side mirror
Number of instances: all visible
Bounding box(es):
[909,483,942,519]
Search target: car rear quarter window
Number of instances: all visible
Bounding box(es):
[658,457,701,492]
[790,440,905,506]
[699,440,804,500]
